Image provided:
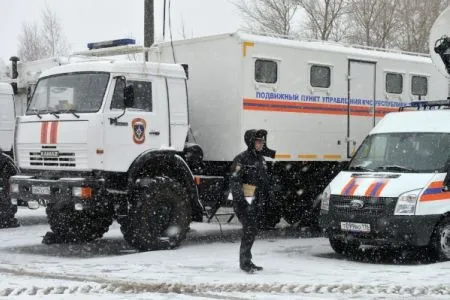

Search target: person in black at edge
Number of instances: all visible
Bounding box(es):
[230,129,276,273]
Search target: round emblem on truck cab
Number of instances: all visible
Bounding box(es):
[350,199,364,209]
[132,118,147,144]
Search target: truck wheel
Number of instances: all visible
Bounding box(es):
[0,159,18,228]
[430,217,450,261]
[329,237,360,256]
[120,176,191,251]
[46,202,113,243]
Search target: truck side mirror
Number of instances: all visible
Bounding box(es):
[123,85,134,108]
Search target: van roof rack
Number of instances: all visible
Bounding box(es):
[399,99,450,111]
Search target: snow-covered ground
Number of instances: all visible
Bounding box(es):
[1,207,450,299]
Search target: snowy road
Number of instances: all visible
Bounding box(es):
[0,207,450,299]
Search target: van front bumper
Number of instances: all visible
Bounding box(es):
[319,212,440,247]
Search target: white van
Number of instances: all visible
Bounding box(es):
[319,100,450,260]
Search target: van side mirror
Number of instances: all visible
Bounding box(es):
[123,85,134,108]
[444,173,450,191]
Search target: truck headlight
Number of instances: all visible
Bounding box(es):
[10,183,19,194]
[394,189,420,215]
[320,185,331,213]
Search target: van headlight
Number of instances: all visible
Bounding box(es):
[394,189,420,215]
[320,185,331,213]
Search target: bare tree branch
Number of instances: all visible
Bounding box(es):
[296,0,349,41]
[234,0,299,35]
[17,5,69,61]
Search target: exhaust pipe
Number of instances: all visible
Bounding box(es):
[9,56,19,94]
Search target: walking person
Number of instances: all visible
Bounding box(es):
[230,129,276,273]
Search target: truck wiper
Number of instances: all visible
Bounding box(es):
[50,111,60,119]
[29,109,42,119]
[53,109,80,118]
[349,165,375,172]
[377,165,414,172]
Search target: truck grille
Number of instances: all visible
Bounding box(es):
[29,146,76,167]
[330,195,397,216]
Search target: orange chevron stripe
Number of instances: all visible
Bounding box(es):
[364,182,378,197]
[374,181,388,197]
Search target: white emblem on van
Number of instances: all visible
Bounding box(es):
[350,199,364,209]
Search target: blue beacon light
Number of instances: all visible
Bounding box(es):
[87,39,136,50]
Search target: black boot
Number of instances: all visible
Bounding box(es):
[240,264,255,274]
[250,262,263,271]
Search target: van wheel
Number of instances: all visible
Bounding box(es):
[120,176,191,251]
[430,217,450,261]
[46,202,113,243]
[329,237,360,256]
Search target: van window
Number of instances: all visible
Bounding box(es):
[255,59,277,84]
[411,75,428,96]
[386,73,403,94]
[310,65,331,88]
[111,80,152,111]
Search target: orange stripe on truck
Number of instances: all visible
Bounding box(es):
[243,98,398,117]
[50,121,59,144]
[40,122,49,144]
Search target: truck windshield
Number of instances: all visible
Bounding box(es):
[349,132,450,173]
[27,72,110,114]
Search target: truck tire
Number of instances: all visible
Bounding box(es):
[46,202,113,243]
[329,237,360,256]
[0,158,18,227]
[430,217,450,261]
[120,176,191,251]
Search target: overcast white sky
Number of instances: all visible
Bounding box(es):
[0,0,243,64]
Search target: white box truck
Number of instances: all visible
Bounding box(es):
[151,32,448,226]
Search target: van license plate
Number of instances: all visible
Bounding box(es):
[341,222,370,233]
[32,186,50,195]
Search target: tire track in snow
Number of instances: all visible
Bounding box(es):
[0,266,449,297]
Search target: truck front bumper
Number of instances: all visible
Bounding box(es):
[9,174,106,210]
[319,212,440,247]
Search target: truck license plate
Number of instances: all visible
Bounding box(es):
[32,186,50,195]
[341,222,370,233]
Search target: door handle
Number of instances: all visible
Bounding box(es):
[149,130,160,136]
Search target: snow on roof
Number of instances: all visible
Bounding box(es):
[371,110,450,134]
[154,31,432,64]
[235,32,431,63]
[39,60,187,79]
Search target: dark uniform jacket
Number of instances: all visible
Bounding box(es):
[230,129,275,217]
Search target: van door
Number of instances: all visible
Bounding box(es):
[103,77,169,172]
[347,60,376,158]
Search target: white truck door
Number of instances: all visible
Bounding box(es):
[103,78,169,172]
[347,60,376,158]
[0,93,14,152]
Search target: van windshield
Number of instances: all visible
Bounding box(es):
[349,132,450,173]
[27,72,110,115]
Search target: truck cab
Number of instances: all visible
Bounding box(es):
[8,41,206,250]
[319,101,450,260]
